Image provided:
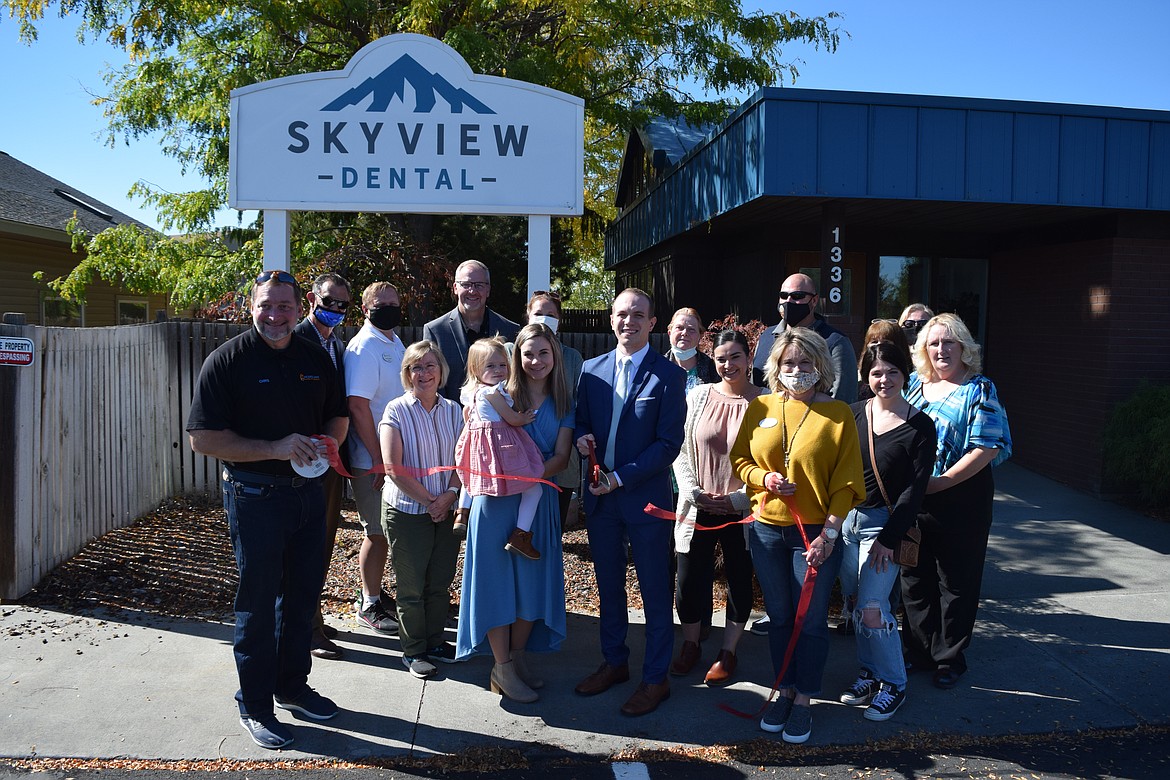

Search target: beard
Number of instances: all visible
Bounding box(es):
[256,321,293,344]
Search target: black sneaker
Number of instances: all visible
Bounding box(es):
[239,714,293,749]
[864,681,906,721]
[749,616,771,636]
[356,599,399,636]
[840,669,878,705]
[275,687,338,720]
[427,642,461,664]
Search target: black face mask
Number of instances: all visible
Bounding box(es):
[368,305,401,331]
[781,301,811,325]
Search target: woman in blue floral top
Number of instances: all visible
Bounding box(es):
[902,313,1011,691]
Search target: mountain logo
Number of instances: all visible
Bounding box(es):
[322,54,495,114]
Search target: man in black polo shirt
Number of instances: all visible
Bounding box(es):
[187,270,348,750]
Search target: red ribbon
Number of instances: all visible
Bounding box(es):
[586,438,603,488]
[310,435,562,492]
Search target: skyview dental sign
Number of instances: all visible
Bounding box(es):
[229,34,584,216]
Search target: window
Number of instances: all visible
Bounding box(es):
[877,256,988,343]
[117,298,150,325]
[41,295,85,327]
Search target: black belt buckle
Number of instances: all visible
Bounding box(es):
[222,467,308,488]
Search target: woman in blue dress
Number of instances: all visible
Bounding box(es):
[456,323,574,703]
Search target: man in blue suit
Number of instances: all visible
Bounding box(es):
[573,288,685,716]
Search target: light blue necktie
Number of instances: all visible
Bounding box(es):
[603,357,632,472]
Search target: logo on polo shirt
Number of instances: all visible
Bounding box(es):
[300,373,322,381]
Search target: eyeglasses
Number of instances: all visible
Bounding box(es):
[255,270,298,286]
[456,280,489,292]
[778,290,814,302]
[409,362,440,374]
[318,295,350,311]
[533,290,561,302]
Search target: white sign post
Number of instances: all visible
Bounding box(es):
[230,34,584,293]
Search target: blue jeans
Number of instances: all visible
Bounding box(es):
[839,507,907,686]
[223,475,326,717]
[749,520,841,696]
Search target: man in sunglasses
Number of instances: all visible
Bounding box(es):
[752,273,858,403]
[293,273,353,661]
[423,259,521,402]
[187,270,349,749]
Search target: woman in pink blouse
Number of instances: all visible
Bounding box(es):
[670,330,762,686]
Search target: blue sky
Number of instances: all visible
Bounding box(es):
[2,0,1168,233]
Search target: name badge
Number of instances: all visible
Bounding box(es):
[758,417,778,428]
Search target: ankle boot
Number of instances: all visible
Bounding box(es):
[504,528,540,560]
[510,648,544,689]
[490,660,538,703]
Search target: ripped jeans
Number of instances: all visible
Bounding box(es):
[839,506,907,687]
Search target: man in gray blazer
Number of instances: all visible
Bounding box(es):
[422,259,521,402]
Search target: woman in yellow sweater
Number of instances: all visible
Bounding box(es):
[731,328,864,744]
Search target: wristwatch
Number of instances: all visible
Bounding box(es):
[821,527,839,544]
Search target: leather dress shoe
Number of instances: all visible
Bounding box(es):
[669,640,701,677]
[703,649,737,686]
[620,680,671,716]
[575,662,630,696]
[933,668,961,689]
[311,633,344,660]
[321,623,338,640]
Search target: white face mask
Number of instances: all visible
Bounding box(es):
[779,370,820,395]
[529,314,559,334]
[671,345,698,361]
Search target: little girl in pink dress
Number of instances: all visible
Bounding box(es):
[454,337,546,559]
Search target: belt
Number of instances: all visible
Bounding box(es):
[222,466,313,488]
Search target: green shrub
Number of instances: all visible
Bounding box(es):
[1102,382,1170,510]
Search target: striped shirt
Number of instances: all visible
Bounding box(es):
[379,391,464,514]
[906,373,1012,476]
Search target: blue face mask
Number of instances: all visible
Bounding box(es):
[313,306,345,328]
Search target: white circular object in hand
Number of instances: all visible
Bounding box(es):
[292,455,330,479]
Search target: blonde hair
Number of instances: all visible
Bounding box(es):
[361,281,398,308]
[400,340,450,391]
[911,312,983,380]
[764,329,836,395]
[461,336,509,398]
[899,302,934,325]
[508,324,571,419]
[669,307,701,329]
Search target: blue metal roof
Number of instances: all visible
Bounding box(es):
[606,88,1170,266]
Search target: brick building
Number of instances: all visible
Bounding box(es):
[605,89,1170,493]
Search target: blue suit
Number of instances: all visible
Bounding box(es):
[574,348,685,683]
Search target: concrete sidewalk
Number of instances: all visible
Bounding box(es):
[2,463,1167,760]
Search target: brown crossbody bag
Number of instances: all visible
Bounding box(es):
[867,401,921,568]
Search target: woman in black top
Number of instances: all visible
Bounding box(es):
[837,342,936,722]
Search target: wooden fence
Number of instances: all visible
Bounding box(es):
[1,320,668,598]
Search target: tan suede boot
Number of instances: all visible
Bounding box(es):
[490,660,538,703]
[510,648,544,689]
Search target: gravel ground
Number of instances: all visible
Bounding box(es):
[16,495,754,621]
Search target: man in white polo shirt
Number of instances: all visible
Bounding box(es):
[345,281,406,636]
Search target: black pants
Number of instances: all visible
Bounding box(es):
[900,466,994,675]
[675,511,754,626]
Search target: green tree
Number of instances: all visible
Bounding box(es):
[7,0,843,316]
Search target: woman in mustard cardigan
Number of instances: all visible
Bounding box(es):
[731,328,864,745]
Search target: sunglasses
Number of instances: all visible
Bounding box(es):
[255,269,298,286]
[318,295,350,311]
[778,290,814,302]
[901,319,930,331]
[533,289,561,302]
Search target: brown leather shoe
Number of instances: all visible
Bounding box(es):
[505,528,541,560]
[310,632,343,660]
[574,662,630,696]
[620,680,671,716]
[669,640,701,677]
[703,649,737,686]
